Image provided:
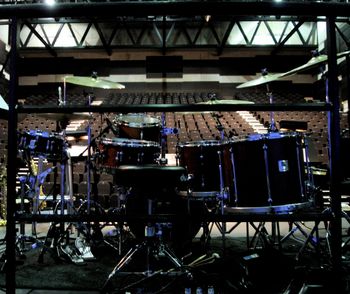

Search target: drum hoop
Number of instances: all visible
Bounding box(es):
[224,201,312,214]
[243,132,298,142]
[177,140,230,148]
[115,113,160,128]
[177,190,220,199]
[100,138,160,148]
[24,130,63,140]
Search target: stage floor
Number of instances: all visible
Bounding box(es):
[0,218,350,294]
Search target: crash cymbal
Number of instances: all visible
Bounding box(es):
[337,50,350,59]
[197,99,254,104]
[38,112,91,121]
[280,55,328,78]
[64,76,125,90]
[0,95,8,111]
[280,51,350,78]
[236,73,283,89]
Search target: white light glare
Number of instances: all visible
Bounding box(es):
[44,0,56,6]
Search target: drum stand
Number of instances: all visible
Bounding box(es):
[101,210,189,293]
[15,176,43,255]
[101,165,191,293]
[206,113,231,249]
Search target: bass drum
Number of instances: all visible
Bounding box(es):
[124,189,204,254]
[228,132,309,213]
[114,113,161,143]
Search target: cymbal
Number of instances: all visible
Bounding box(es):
[280,50,350,78]
[236,73,283,89]
[337,50,350,59]
[38,112,91,121]
[64,76,125,90]
[0,94,8,111]
[197,99,254,104]
[280,55,328,78]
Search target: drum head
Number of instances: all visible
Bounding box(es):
[115,113,160,128]
[114,114,161,142]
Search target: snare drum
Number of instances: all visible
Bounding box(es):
[18,130,64,160]
[229,132,308,211]
[114,113,161,142]
[176,140,232,198]
[97,138,160,172]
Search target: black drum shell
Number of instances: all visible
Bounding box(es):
[230,133,306,207]
[18,130,64,160]
[176,140,232,194]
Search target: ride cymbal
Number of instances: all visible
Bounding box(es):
[64,76,125,89]
[236,73,283,89]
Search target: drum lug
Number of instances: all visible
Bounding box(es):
[116,151,123,164]
[278,160,289,172]
[137,152,144,164]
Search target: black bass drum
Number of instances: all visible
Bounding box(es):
[124,189,204,254]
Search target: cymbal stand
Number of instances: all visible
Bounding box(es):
[159,112,168,165]
[86,93,93,215]
[211,112,226,140]
[16,176,42,254]
[31,155,44,237]
[262,69,277,132]
[210,112,230,248]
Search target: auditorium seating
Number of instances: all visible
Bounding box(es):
[1,91,348,203]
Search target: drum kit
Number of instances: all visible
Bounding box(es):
[7,50,349,286]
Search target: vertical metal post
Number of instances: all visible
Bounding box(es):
[326,16,342,271]
[6,17,19,294]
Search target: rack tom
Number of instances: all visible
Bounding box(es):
[18,130,64,160]
[97,138,160,173]
[176,140,232,199]
[114,113,161,143]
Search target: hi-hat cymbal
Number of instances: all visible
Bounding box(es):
[64,76,125,90]
[236,73,283,89]
[38,112,91,121]
[197,99,254,104]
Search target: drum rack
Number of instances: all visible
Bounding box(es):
[3,5,344,293]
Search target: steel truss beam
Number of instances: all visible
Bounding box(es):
[16,17,319,55]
